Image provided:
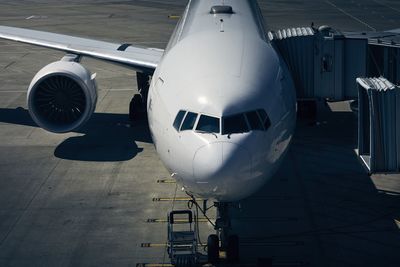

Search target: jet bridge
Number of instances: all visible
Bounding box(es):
[268,27,400,173]
[268,26,400,100]
[358,77,400,173]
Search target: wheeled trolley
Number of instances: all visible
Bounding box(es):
[167,210,198,267]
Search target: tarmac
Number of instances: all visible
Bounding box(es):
[0,0,399,266]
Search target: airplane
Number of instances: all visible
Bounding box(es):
[0,0,296,263]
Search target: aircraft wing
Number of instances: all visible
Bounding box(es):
[0,26,163,73]
[387,28,400,34]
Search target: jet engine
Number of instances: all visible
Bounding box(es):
[27,61,97,133]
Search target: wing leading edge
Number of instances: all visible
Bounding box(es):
[0,26,164,73]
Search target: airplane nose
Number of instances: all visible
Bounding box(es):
[193,142,252,184]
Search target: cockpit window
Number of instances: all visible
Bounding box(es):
[173,110,186,131]
[222,113,249,135]
[173,109,271,135]
[245,111,263,130]
[180,112,197,131]
[222,109,271,135]
[196,115,220,133]
[257,109,271,130]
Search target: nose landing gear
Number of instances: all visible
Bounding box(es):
[186,193,240,265]
[208,202,240,264]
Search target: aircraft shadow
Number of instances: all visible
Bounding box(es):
[0,107,152,162]
[229,104,400,266]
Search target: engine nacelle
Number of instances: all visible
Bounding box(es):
[27,61,97,133]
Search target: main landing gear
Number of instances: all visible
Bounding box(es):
[129,72,150,121]
[186,194,240,264]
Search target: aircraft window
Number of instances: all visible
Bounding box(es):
[223,114,249,135]
[173,110,186,131]
[196,115,220,133]
[180,112,197,131]
[246,111,263,130]
[257,109,271,130]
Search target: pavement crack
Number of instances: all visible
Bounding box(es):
[3,61,15,69]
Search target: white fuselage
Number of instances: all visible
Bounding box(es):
[147,0,296,202]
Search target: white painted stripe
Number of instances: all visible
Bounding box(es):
[325,0,376,31]
[373,0,400,14]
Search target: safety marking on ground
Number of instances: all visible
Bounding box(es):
[152,197,204,202]
[325,0,376,31]
[146,218,212,223]
[141,243,206,248]
[168,15,181,19]
[25,15,48,20]
[141,242,166,248]
[156,179,176,184]
[145,217,295,223]
[372,0,400,14]
[140,241,302,248]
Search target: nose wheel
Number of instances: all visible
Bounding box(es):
[207,234,219,263]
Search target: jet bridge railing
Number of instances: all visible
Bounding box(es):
[357,77,400,173]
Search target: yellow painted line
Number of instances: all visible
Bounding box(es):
[146,218,211,223]
[152,197,204,202]
[168,15,181,19]
[141,243,206,248]
[141,243,166,247]
[219,250,226,259]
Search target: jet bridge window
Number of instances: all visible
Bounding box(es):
[196,115,220,133]
[173,110,186,131]
[180,112,198,131]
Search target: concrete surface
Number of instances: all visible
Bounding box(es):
[0,0,399,266]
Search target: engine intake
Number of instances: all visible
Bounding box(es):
[27,61,97,133]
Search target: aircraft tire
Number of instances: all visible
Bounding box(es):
[207,234,219,263]
[129,94,143,121]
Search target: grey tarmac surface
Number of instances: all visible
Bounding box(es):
[0,0,399,266]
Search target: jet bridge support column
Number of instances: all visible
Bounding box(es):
[357,77,400,173]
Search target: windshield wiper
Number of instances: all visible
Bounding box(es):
[196,130,218,138]
[227,131,247,139]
